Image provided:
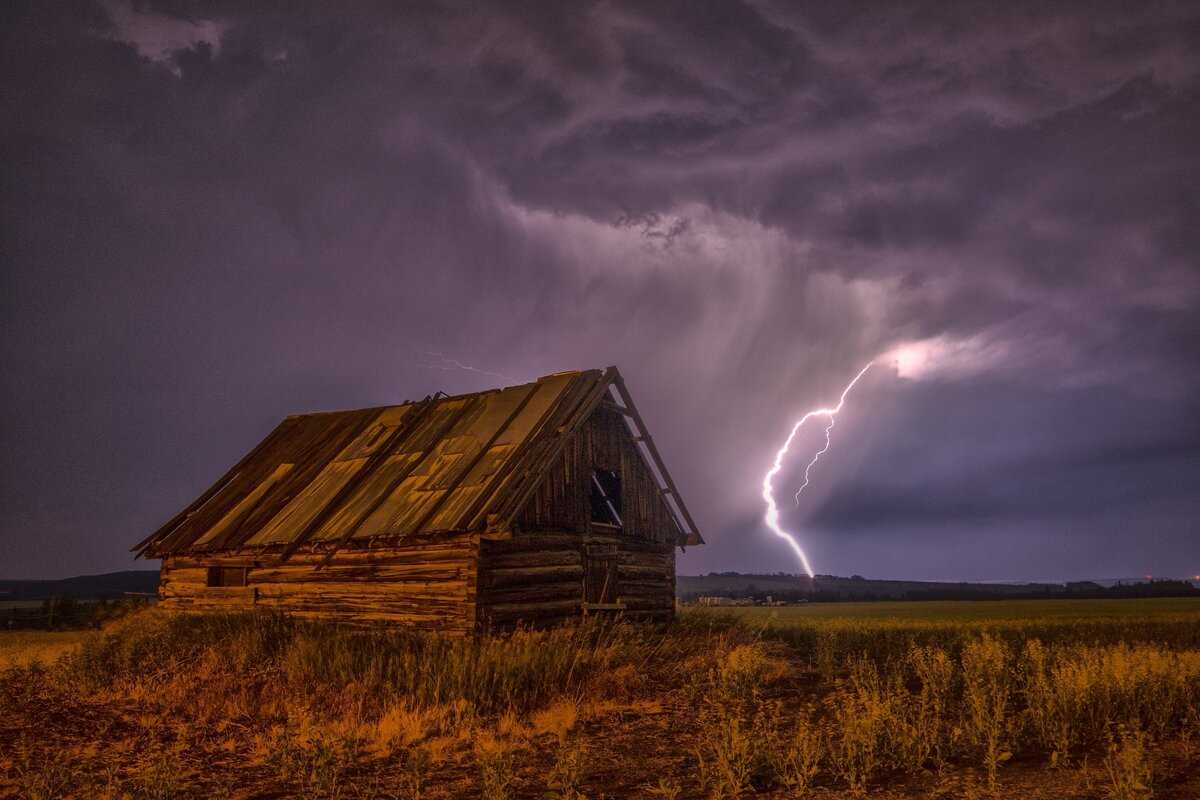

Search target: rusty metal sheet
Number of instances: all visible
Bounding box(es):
[306,451,425,542]
[336,405,415,461]
[151,411,375,555]
[245,458,369,545]
[418,376,569,534]
[137,371,616,557]
[192,462,294,547]
[402,382,541,534]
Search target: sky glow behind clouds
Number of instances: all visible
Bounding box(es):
[1,0,1198,580]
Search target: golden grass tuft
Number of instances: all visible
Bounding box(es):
[530,698,580,742]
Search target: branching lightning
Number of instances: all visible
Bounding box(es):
[794,414,838,506]
[416,350,518,384]
[762,363,873,578]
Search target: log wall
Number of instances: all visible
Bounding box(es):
[158,534,479,634]
[476,532,675,630]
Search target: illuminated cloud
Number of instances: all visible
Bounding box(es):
[882,335,1011,381]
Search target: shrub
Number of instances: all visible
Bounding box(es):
[475,733,515,800]
[545,737,589,800]
[960,635,1012,790]
[1103,725,1153,800]
[774,715,823,795]
[907,644,955,768]
[695,707,755,799]
[13,740,75,800]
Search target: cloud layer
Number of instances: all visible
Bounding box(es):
[2,0,1198,580]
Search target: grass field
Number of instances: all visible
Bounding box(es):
[2,599,1199,798]
[732,597,1200,621]
[0,631,90,670]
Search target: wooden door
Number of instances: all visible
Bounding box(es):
[583,544,619,607]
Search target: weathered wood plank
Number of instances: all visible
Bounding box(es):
[254,580,469,598]
[617,596,674,611]
[161,584,256,599]
[160,567,209,585]
[483,565,584,588]
[250,564,467,584]
[484,598,581,621]
[618,565,669,580]
[478,581,582,605]
[165,540,475,571]
[484,550,582,569]
[259,597,467,615]
[483,534,580,553]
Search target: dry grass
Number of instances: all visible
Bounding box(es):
[1103,725,1154,800]
[0,630,91,669]
[1,602,1199,798]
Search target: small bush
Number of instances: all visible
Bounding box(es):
[695,707,755,799]
[907,644,955,768]
[545,737,589,800]
[713,642,784,704]
[1103,725,1153,800]
[828,659,903,795]
[775,716,823,795]
[960,635,1012,790]
[135,747,185,800]
[475,734,516,800]
[646,777,682,799]
[14,742,74,800]
[397,745,431,800]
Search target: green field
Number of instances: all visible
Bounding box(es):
[717,596,1200,622]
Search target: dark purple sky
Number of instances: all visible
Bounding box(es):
[3,1,1199,581]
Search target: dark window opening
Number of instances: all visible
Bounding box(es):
[589,469,623,527]
[206,566,248,587]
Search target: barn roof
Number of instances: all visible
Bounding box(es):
[134,367,703,561]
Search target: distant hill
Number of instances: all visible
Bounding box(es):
[677,573,1200,602]
[0,570,159,601]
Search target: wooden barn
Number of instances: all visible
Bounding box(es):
[133,367,703,634]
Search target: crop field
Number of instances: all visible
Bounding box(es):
[733,597,1200,621]
[2,600,1199,799]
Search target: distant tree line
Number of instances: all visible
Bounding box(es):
[2,596,151,630]
[680,579,1200,604]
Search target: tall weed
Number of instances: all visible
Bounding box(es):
[1103,725,1153,800]
[960,635,1012,791]
[907,644,955,768]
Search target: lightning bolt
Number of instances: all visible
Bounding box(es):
[794,415,837,506]
[416,350,519,384]
[762,362,873,578]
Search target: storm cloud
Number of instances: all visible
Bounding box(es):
[2,0,1198,581]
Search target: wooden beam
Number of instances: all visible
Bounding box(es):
[581,602,626,611]
[608,368,704,546]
